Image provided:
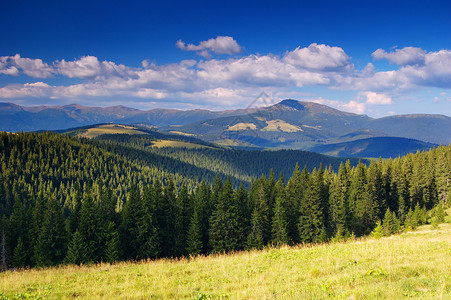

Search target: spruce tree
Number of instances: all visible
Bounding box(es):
[79,192,103,262]
[246,183,270,250]
[105,222,121,264]
[34,197,66,267]
[13,236,27,268]
[271,184,290,246]
[66,230,88,265]
[298,169,325,243]
[137,185,159,259]
[186,208,203,256]
[209,177,241,253]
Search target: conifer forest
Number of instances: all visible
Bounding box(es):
[0,131,450,269]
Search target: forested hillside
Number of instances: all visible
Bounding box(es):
[0,131,449,269]
[95,133,363,183]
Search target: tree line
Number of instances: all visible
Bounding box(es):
[0,132,449,269]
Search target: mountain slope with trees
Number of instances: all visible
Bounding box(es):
[0,131,449,269]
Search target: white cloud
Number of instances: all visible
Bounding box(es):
[0,44,450,113]
[55,56,136,79]
[361,91,393,105]
[283,43,352,71]
[176,36,243,58]
[372,47,426,66]
[4,54,55,78]
[312,98,367,114]
[0,82,51,98]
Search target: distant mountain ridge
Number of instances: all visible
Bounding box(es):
[1,100,450,158]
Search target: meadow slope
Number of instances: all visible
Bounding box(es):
[0,224,450,299]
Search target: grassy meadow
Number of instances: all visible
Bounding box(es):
[78,124,149,138]
[1,223,450,299]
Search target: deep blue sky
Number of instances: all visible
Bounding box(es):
[1,0,450,116]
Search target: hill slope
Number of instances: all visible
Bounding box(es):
[0,224,449,299]
[310,136,437,158]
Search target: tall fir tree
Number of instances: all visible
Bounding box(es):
[246,183,270,250]
[66,230,89,265]
[34,197,66,267]
[209,177,241,253]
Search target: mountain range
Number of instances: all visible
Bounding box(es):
[1,100,449,158]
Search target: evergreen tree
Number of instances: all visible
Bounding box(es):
[137,185,160,259]
[298,169,326,243]
[271,175,290,246]
[105,222,121,264]
[66,230,88,265]
[349,162,370,235]
[79,192,104,262]
[286,164,309,243]
[246,183,270,250]
[329,163,350,237]
[34,197,66,267]
[186,208,203,256]
[13,236,27,268]
[209,177,241,253]
[120,186,142,260]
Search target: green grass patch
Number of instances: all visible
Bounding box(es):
[0,224,450,299]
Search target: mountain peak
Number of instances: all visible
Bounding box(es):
[277,99,305,110]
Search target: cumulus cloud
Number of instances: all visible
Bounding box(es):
[372,47,426,66]
[0,44,450,113]
[176,36,243,58]
[283,43,352,71]
[361,91,393,105]
[0,54,54,78]
[313,98,367,114]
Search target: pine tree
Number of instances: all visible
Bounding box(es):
[34,197,66,267]
[382,208,394,236]
[349,162,369,235]
[271,174,291,246]
[209,177,241,253]
[329,163,350,237]
[13,236,27,268]
[246,183,270,250]
[192,180,211,254]
[286,164,309,243]
[120,186,141,260]
[79,192,103,262]
[186,208,203,256]
[298,169,325,243]
[105,222,121,264]
[137,185,160,259]
[66,230,88,265]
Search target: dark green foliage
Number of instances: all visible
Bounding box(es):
[382,209,400,236]
[246,183,270,250]
[34,197,66,267]
[13,236,27,268]
[0,131,449,269]
[186,208,203,256]
[66,230,89,265]
[209,177,242,253]
[105,222,121,264]
[79,193,103,262]
[298,168,326,243]
[271,174,291,246]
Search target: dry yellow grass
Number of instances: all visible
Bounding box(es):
[169,131,196,137]
[227,123,257,131]
[151,139,213,149]
[261,119,303,133]
[79,124,148,138]
[1,224,450,299]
